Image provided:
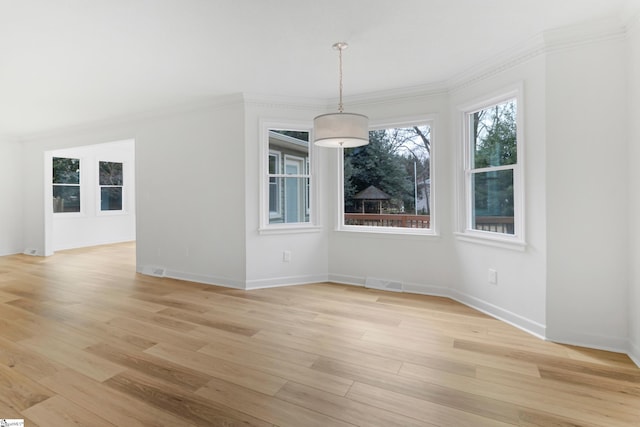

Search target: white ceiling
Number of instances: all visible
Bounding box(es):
[0,0,635,137]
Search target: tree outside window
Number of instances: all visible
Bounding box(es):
[99,161,123,211]
[467,98,518,235]
[53,157,81,213]
[343,124,432,230]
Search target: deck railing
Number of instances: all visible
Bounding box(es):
[473,216,515,234]
[344,213,514,233]
[344,213,430,228]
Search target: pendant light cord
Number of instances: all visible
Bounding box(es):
[338,45,344,113]
[333,42,348,113]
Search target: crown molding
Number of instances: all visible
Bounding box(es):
[543,17,627,53]
[625,8,640,35]
[339,81,449,108]
[243,93,326,111]
[17,93,246,143]
[447,34,546,93]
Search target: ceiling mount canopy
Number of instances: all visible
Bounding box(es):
[313,42,369,148]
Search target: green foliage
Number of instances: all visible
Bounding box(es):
[473,101,517,168]
[471,100,517,217]
[344,129,423,213]
[52,157,80,184]
[99,161,123,186]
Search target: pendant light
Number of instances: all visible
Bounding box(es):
[313,42,369,148]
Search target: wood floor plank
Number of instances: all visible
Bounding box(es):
[105,316,207,351]
[312,357,523,425]
[105,369,273,427]
[0,362,53,412]
[18,335,126,382]
[145,343,288,395]
[198,341,354,396]
[346,381,515,427]
[252,329,403,374]
[85,342,212,392]
[275,380,431,427]
[0,336,66,381]
[22,395,117,427]
[38,369,200,427]
[196,377,355,427]
[401,361,640,426]
[0,242,638,427]
[188,325,320,367]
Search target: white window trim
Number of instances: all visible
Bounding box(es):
[52,156,83,216]
[259,119,319,234]
[456,83,526,249]
[268,150,282,220]
[337,115,438,237]
[97,160,126,216]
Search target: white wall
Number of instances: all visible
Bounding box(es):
[628,14,640,366]
[19,97,247,287]
[545,36,629,351]
[49,140,136,251]
[22,125,139,256]
[135,99,246,288]
[243,97,330,288]
[327,91,458,294]
[449,56,548,337]
[0,138,23,255]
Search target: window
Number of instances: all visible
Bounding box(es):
[99,161,124,211]
[52,157,81,213]
[268,151,281,219]
[342,122,433,233]
[263,128,313,229]
[462,92,523,242]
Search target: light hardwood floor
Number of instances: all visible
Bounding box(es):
[0,242,638,426]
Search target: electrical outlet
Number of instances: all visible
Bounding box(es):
[283,250,291,262]
[488,269,498,284]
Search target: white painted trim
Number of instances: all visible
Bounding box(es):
[456,83,526,247]
[545,330,630,355]
[449,289,546,339]
[245,274,329,290]
[328,274,365,287]
[137,265,245,290]
[19,93,245,143]
[258,119,316,232]
[328,276,545,340]
[400,281,451,298]
[629,340,640,368]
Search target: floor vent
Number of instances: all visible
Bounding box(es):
[142,266,166,278]
[365,277,403,292]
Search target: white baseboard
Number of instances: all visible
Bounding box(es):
[545,330,630,355]
[630,340,640,368]
[328,274,365,287]
[449,289,546,339]
[137,265,245,289]
[329,276,546,341]
[245,274,329,290]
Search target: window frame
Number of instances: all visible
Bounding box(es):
[97,160,125,214]
[259,120,319,234]
[337,115,437,237]
[268,150,282,220]
[52,156,82,215]
[457,85,525,249]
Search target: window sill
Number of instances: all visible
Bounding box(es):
[259,225,322,235]
[337,225,439,239]
[454,231,526,251]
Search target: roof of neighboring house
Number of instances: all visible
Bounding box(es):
[353,185,391,200]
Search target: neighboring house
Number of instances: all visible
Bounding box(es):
[268,131,310,224]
